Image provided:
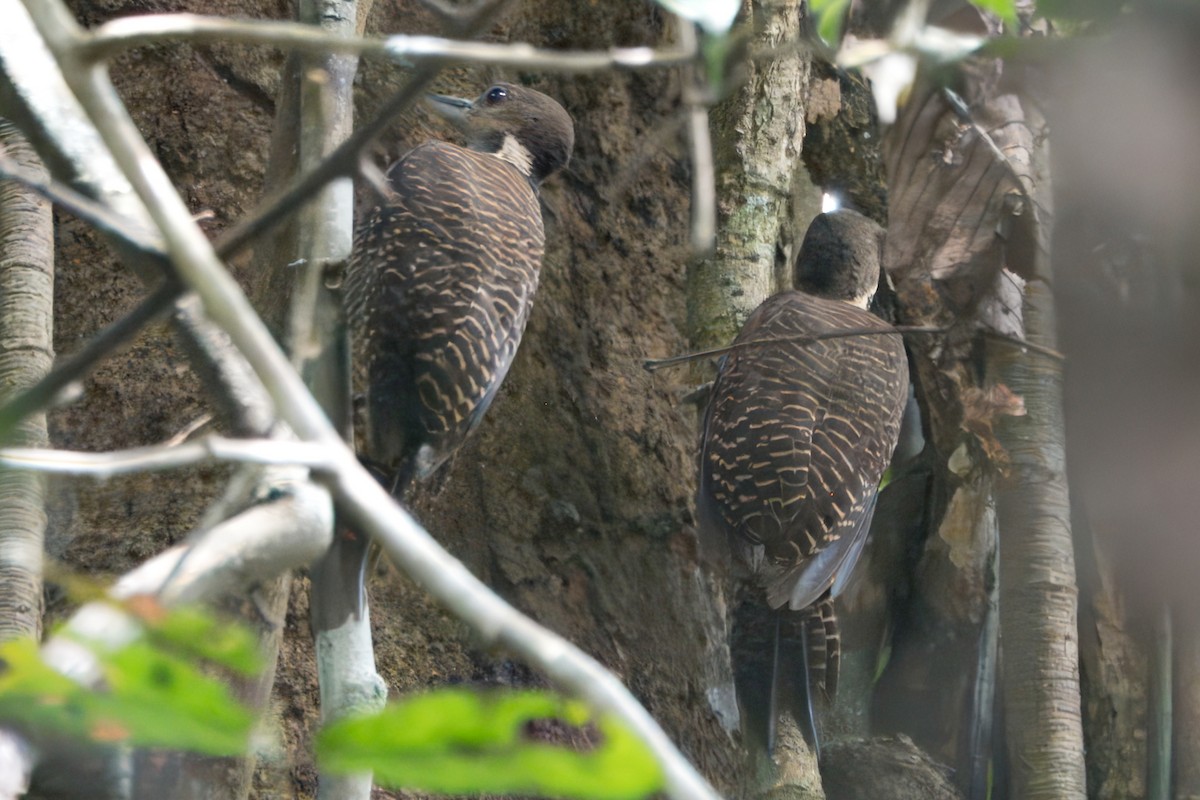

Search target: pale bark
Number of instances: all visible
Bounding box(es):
[1175,623,1200,798]
[990,57,1084,800]
[992,278,1085,799]
[0,119,52,642]
[873,3,1088,793]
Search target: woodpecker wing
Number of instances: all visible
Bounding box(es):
[699,291,907,611]
[346,141,544,478]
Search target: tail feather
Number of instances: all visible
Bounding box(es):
[767,615,782,753]
[809,597,841,702]
[791,598,840,759]
[790,611,821,759]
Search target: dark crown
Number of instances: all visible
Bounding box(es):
[793,209,885,305]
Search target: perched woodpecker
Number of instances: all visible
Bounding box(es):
[697,209,908,752]
[311,83,574,631]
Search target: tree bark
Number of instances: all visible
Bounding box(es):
[991,277,1086,799]
[0,119,53,643]
[687,0,814,353]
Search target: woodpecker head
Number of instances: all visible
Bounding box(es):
[794,209,886,309]
[427,83,575,184]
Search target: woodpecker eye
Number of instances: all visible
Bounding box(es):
[485,86,509,105]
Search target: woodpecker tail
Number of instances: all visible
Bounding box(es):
[805,597,841,702]
[765,598,840,759]
[308,459,412,633]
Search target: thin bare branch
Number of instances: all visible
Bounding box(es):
[676,23,715,254]
[0,280,182,443]
[685,102,715,254]
[0,436,335,476]
[981,328,1064,361]
[112,473,332,605]
[644,323,1064,372]
[78,13,693,72]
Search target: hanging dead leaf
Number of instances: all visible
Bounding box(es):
[961,383,1026,470]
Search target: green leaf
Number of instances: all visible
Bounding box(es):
[0,621,255,756]
[143,606,262,676]
[95,642,254,754]
[968,0,1017,27]
[317,689,664,800]
[0,639,96,741]
[810,0,851,45]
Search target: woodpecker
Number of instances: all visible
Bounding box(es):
[311,83,574,631]
[697,209,908,753]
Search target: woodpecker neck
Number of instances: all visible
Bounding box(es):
[488,134,535,177]
[849,288,875,310]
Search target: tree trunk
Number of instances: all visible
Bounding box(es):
[688,0,814,353]
[873,4,1089,796]
[686,1,827,794]
[0,119,53,643]
[991,278,1086,799]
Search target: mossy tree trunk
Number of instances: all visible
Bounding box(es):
[688,0,816,354]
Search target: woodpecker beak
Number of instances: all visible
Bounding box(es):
[425,93,473,128]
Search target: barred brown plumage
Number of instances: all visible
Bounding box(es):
[698,209,908,753]
[310,83,574,631]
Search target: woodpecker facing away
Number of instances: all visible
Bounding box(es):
[310,83,574,631]
[697,209,908,752]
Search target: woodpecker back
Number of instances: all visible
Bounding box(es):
[698,209,908,610]
[346,83,573,485]
[312,84,573,632]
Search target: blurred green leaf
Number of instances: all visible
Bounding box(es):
[142,605,262,676]
[810,0,851,45]
[317,689,664,799]
[0,639,95,741]
[969,0,1017,27]
[95,642,253,753]
[0,611,256,756]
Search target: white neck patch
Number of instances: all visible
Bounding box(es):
[493,133,534,176]
[850,288,875,310]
